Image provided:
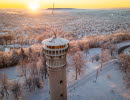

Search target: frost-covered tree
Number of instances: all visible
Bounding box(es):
[119,54,130,73]
[37,59,46,80]
[17,60,28,82]
[109,43,118,58]
[77,41,84,51]
[10,81,22,100]
[0,53,4,68]
[119,54,130,88]
[19,48,26,60]
[25,62,43,92]
[10,49,19,65]
[2,54,8,68]
[40,50,47,79]
[71,51,86,80]
[0,74,9,99]
[100,48,111,71]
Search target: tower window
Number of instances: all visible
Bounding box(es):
[60,94,63,97]
[56,51,58,54]
[53,51,55,54]
[60,80,63,84]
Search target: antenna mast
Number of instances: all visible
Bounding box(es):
[52,0,54,15]
[52,0,57,38]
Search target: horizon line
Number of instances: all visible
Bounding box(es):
[0,7,130,9]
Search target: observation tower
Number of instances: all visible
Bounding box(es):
[42,36,69,100]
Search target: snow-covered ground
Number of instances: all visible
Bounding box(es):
[0,41,130,100]
[68,62,130,100]
[0,9,130,38]
[123,47,130,54]
[0,44,30,52]
[0,67,17,80]
[67,48,101,84]
[117,41,130,48]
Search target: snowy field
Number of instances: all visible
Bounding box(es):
[0,9,130,38]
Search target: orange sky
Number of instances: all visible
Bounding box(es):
[0,0,130,9]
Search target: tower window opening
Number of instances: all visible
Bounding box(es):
[49,51,52,54]
[60,50,62,54]
[56,51,58,54]
[60,94,63,97]
[53,51,55,54]
[65,48,68,52]
[60,80,63,84]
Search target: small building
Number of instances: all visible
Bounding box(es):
[42,37,69,100]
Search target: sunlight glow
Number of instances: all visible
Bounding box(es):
[28,2,40,10]
[0,0,130,9]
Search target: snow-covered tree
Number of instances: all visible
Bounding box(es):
[100,48,111,71]
[0,74,9,99]
[71,51,86,80]
[10,81,22,100]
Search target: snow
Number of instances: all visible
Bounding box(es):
[0,9,130,39]
[123,47,130,54]
[67,48,101,83]
[0,41,130,100]
[0,67,17,80]
[68,60,130,100]
[23,60,130,100]
[117,41,130,48]
[0,44,28,51]
[42,37,69,46]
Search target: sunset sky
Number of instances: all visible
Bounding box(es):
[0,0,130,9]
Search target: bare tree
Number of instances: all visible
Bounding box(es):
[0,34,14,45]
[10,49,19,65]
[100,48,111,71]
[27,60,43,92]
[71,51,86,80]
[119,54,130,73]
[119,54,130,88]
[10,80,22,100]
[17,60,28,82]
[37,58,46,80]
[109,43,118,58]
[77,41,84,51]
[40,50,47,79]
[0,73,9,99]
[2,54,8,68]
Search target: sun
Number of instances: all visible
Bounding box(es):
[28,2,40,10]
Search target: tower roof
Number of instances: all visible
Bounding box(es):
[42,37,69,46]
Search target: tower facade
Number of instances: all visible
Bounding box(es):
[42,37,69,100]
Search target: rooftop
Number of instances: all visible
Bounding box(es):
[42,37,69,46]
